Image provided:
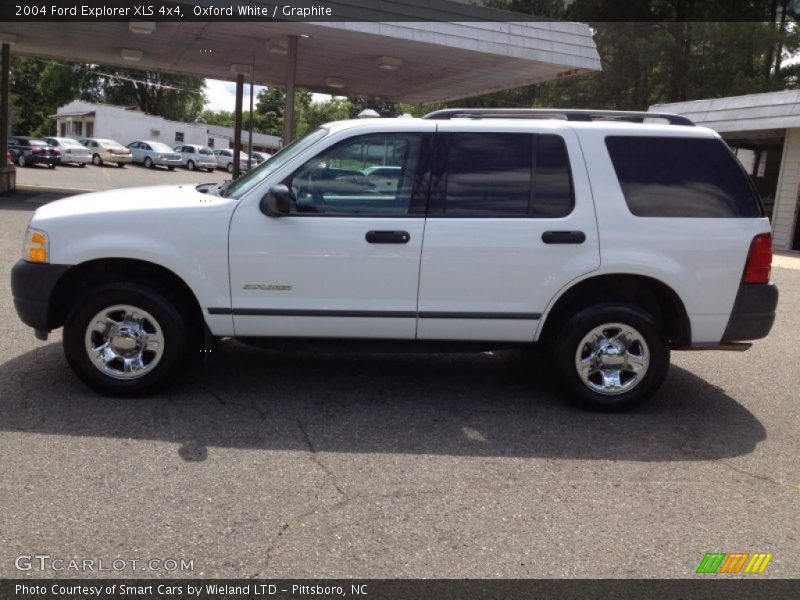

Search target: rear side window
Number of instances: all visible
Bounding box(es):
[606,136,762,218]
[432,132,573,217]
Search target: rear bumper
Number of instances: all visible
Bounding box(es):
[29,154,60,165]
[105,154,132,164]
[11,260,70,332]
[721,283,779,342]
[64,154,91,164]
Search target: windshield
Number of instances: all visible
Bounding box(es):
[223,128,329,199]
[151,142,175,153]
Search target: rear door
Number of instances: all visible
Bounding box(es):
[417,122,600,342]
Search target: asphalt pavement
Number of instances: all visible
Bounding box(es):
[0,171,798,579]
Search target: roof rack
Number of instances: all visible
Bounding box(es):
[421,108,694,126]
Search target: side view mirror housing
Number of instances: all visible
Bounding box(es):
[260,184,291,217]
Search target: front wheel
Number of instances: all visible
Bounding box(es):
[187,160,195,171]
[553,304,669,412]
[92,154,102,166]
[144,157,154,169]
[18,154,27,167]
[63,283,191,396]
[226,162,233,173]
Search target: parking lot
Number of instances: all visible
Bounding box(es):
[0,168,799,579]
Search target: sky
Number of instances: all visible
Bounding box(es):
[204,79,330,112]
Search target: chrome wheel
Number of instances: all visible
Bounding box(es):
[575,322,649,395]
[84,305,165,380]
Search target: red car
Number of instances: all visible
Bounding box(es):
[7,136,60,168]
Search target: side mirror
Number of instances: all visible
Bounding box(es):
[260,184,291,217]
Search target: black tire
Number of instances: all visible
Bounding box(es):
[63,282,191,396]
[118,162,125,168]
[18,154,27,167]
[79,163,86,168]
[187,160,195,171]
[226,162,233,173]
[144,157,154,169]
[92,154,102,166]
[553,304,669,412]
[206,168,214,173]
[168,166,175,171]
[48,163,56,169]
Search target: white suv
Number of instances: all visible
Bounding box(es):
[11,109,779,410]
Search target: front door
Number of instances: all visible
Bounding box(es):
[416,123,600,342]
[228,127,434,339]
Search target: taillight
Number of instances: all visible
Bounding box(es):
[742,233,772,284]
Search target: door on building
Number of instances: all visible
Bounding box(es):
[86,122,94,138]
[792,208,800,250]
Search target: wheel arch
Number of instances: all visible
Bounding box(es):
[48,258,205,337]
[537,273,691,348]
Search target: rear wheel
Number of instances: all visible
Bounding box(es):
[18,154,27,167]
[168,166,175,171]
[79,163,86,168]
[117,162,125,168]
[553,304,669,411]
[226,162,233,173]
[63,283,191,396]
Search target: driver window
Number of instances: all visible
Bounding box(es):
[285,133,422,215]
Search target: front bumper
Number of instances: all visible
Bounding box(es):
[29,154,60,165]
[105,154,133,164]
[721,283,779,342]
[11,260,70,332]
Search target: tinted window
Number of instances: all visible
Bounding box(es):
[533,134,574,217]
[433,133,573,217]
[606,136,762,218]
[285,133,425,215]
[440,133,532,215]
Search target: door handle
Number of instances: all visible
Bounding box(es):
[365,230,411,244]
[541,230,586,244]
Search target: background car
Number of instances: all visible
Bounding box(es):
[213,148,252,173]
[363,165,402,194]
[128,141,183,170]
[42,137,91,167]
[7,136,60,168]
[174,144,217,172]
[79,138,132,167]
[249,151,272,166]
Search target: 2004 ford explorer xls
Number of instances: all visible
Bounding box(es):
[11,109,779,411]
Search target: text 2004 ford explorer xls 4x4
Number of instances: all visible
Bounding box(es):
[11,109,779,411]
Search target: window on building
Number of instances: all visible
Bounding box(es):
[69,121,83,136]
[175,132,184,143]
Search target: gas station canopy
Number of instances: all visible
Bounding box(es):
[0,18,600,104]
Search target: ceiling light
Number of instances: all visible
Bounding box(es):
[376,56,402,71]
[266,39,288,55]
[121,49,143,62]
[0,33,19,46]
[325,77,347,89]
[129,22,156,35]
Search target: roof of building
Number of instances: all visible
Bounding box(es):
[1,5,600,104]
[652,90,800,133]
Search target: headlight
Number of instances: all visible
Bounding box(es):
[23,227,49,263]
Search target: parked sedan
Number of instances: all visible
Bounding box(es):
[128,141,183,170]
[7,136,60,168]
[79,138,133,167]
[174,144,217,172]
[213,148,252,173]
[42,137,91,166]
[250,151,272,165]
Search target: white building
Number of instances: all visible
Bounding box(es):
[653,91,800,252]
[55,100,282,153]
